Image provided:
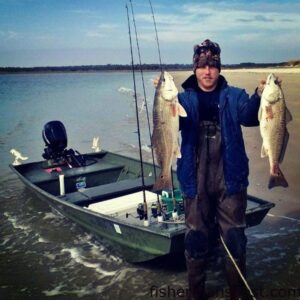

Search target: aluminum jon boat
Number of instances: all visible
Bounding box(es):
[10,121,275,263]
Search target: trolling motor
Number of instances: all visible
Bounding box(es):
[42,120,86,168]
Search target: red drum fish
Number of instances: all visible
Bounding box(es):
[258,73,292,189]
[152,71,187,191]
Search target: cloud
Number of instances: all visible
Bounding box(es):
[86,32,105,38]
[135,12,204,26]
[0,29,61,51]
[237,15,275,23]
[96,24,119,30]
[86,23,119,39]
[138,30,204,43]
[69,9,96,16]
[1,0,299,66]
[135,1,300,44]
[131,1,300,63]
[0,30,20,40]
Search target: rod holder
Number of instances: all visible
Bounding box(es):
[59,174,65,196]
[172,211,178,221]
[157,215,164,223]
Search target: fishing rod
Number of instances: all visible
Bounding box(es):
[148,0,163,72]
[128,0,163,218]
[148,0,177,216]
[126,4,148,224]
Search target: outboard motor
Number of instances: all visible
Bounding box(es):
[42,120,68,161]
[42,120,86,167]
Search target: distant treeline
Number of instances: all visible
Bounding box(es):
[1,64,188,73]
[0,62,293,73]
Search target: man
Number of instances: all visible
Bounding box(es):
[177,39,263,300]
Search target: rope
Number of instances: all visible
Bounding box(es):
[220,235,257,300]
[267,213,300,223]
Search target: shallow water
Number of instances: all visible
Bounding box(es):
[0,72,299,299]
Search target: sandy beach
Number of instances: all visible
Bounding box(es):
[172,68,300,220]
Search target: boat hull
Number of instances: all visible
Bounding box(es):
[10,151,274,263]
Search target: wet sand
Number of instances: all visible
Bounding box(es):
[172,68,300,220]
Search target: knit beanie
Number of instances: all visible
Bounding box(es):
[193,39,221,72]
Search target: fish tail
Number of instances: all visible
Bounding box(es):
[268,167,288,189]
[152,173,173,192]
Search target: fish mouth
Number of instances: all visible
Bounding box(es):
[266,73,276,85]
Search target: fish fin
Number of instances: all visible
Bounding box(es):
[151,131,159,147]
[177,103,187,117]
[261,144,268,158]
[175,147,181,158]
[279,130,289,163]
[152,173,173,192]
[268,168,288,189]
[285,107,293,123]
[258,106,262,122]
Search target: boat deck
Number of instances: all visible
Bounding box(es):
[84,190,186,236]
[81,190,273,235]
[87,190,158,216]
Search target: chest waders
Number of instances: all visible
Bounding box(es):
[184,121,249,300]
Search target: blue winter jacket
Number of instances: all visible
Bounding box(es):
[177,75,260,198]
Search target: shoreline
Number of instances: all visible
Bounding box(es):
[222,67,300,74]
[0,66,299,75]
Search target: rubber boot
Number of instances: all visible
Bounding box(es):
[185,253,207,300]
[225,256,250,300]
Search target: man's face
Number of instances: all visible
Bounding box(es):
[195,66,220,91]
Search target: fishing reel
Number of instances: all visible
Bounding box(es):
[151,203,158,218]
[137,203,147,220]
[151,202,166,219]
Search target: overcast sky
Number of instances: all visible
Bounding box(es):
[0,0,299,67]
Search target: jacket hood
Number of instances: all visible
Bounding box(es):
[181,74,228,91]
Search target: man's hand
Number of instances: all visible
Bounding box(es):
[151,76,160,88]
[257,79,266,96]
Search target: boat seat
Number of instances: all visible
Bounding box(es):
[25,161,125,184]
[63,177,154,206]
